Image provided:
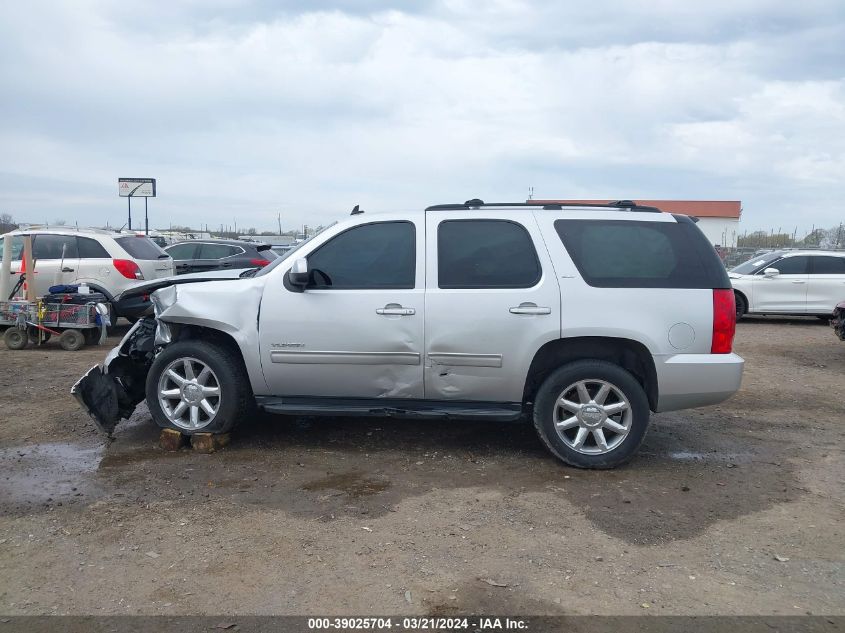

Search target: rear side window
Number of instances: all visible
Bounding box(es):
[811,256,845,274]
[77,237,110,258]
[438,220,541,289]
[768,256,809,275]
[33,234,79,260]
[198,244,242,259]
[307,221,415,289]
[115,236,168,260]
[555,218,730,289]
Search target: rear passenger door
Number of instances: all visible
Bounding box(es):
[74,236,114,288]
[806,256,845,314]
[424,212,560,402]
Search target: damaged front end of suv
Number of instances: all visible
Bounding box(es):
[71,275,262,435]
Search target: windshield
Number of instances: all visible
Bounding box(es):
[730,252,781,275]
[251,223,337,277]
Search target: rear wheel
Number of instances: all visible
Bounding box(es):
[734,292,747,320]
[3,327,28,350]
[145,341,252,434]
[59,329,85,351]
[533,360,650,469]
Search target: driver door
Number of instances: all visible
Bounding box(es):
[257,217,425,398]
[751,255,809,313]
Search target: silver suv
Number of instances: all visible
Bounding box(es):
[73,200,744,468]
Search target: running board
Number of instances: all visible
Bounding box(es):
[256,396,524,422]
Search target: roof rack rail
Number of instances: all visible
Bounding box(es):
[425,199,662,213]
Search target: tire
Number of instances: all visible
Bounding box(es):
[734,292,747,320]
[145,340,252,434]
[59,329,85,351]
[4,327,28,350]
[532,359,650,469]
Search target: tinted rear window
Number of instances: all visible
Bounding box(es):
[115,236,169,260]
[77,237,111,258]
[555,218,730,289]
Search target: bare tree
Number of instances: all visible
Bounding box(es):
[0,212,17,234]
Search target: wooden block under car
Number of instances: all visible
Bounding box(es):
[190,432,231,454]
[159,428,187,452]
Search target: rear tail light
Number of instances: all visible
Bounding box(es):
[711,289,736,354]
[113,259,145,280]
[249,258,270,267]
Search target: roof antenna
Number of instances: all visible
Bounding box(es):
[351,204,363,215]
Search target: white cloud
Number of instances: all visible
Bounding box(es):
[0,0,843,232]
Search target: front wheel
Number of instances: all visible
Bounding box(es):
[145,341,252,434]
[735,292,747,320]
[533,360,650,469]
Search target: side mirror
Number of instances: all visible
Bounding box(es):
[288,257,309,287]
[763,267,780,278]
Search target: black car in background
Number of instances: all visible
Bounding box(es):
[165,239,277,275]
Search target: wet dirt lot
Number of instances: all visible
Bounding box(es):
[0,318,843,615]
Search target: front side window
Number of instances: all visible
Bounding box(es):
[437,220,541,289]
[767,256,810,275]
[811,256,845,275]
[198,244,242,260]
[32,234,79,260]
[0,236,23,261]
[306,221,415,289]
[166,243,198,260]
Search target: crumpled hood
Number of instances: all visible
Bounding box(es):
[116,268,247,300]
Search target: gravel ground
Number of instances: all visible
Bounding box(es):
[0,317,842,615]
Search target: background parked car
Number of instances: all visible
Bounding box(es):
[729,250,845,318]
[165,239,277,274]
[0,228,174,320]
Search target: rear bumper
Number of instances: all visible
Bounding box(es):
[654,352,744,412]
[114,293,152,320]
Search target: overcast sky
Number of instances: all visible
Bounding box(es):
[1,1,843,234]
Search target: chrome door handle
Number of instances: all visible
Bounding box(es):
[791,280,806,284]
[509,302,551,315]
[376,304,415,316]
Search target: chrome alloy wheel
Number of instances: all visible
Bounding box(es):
[157,357,222,430]
[553,379,632,455]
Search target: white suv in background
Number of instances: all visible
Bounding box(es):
[0,228,175,320]
[729,250,845,318]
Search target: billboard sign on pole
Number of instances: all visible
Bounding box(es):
[118,178,156,197]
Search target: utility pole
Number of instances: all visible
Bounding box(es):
[278,213,282,236]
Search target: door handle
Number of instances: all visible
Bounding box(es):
[221,262,232,268]
[376,304,415,316]
[791,280,806,284]
[509,302,551,315]
[62,267,74,272]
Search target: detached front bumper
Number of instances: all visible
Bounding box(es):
[654,352,745,412]
[70,318,157,434]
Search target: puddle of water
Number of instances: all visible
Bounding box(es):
[665,451,753,462]
[0,442,104,507]
[302,472,391,498]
